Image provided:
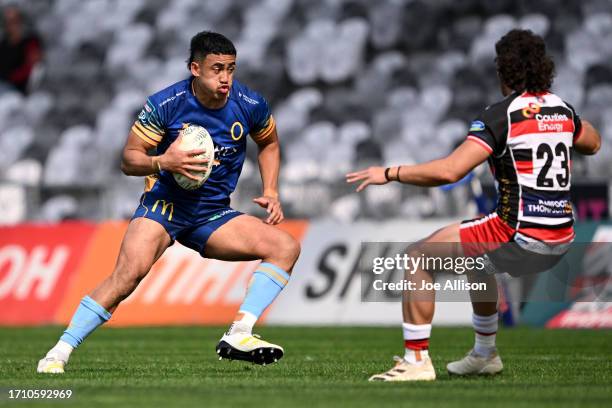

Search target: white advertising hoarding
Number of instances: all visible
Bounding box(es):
[267,219,473,326]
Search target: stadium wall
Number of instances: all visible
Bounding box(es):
[0,220,609,327]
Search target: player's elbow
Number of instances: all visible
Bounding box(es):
[576,136,602,156]
[578,121,602,155]
[120,160,131,175]
[590,137,601,155]
[120,153,136,176]
[438,168,462,185]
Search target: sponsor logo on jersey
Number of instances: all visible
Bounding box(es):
[230,121,244,141]
[469,120,485,132]
[159,90,186,107]
[522,102,541,118]
[214,145,239,158]
[138,100,157,121]
[238,91,259,105]
[534,112,569,132]
[211,144,240,167]
[524,198,572,217]
[535,113,569,122]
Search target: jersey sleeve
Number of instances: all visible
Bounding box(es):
[465,104,508,156]
[131,98,167,147]
[564,101,583,142]
[248,94,276,144]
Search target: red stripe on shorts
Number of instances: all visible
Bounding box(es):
[459,214,515,256]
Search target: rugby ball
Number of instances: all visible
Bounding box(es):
[172,124,215,190]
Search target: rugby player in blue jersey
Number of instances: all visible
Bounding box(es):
[38,32,300,373]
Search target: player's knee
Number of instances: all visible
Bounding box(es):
[112,259,148,297]
[112,269,138,295]
[276,236,300,274]
[260,233,300,273]
[282,235,301,268]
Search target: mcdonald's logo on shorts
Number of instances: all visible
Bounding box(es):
[152,200,174,221]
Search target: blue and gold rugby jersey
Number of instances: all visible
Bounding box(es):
[131,77,276,206]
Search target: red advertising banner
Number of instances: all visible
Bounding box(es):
[0,222,97,324]
[0,220,308,326]
[546,306,612,329]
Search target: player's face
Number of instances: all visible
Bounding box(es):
[191,54,236,103]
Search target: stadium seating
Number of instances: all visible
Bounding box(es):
[0,0,610,223]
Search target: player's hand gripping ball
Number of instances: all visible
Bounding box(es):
[173,125,215,190]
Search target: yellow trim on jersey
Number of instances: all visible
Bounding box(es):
[134,122,163,141]
[132,124,160,146]
[144,175,158,192]
[144,120,165,136]
[139,192,150,217]
[251,115,276,143]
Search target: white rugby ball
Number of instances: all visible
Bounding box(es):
[172,124,215,190]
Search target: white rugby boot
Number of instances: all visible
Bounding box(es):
[369,356,436,382]
[447,349,503,376]
[37,353,66,374]
[216,332,283,366]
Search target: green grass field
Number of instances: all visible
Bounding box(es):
[0,326,610,407]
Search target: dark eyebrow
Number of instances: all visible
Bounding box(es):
[211,62,236,68]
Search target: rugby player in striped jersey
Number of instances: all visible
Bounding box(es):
[347,29,601,382]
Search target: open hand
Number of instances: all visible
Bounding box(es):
[346,166,388,192]
[253,195,284,225]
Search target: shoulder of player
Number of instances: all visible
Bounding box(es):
[480,92,521,120]
[549,93,577,114]
[468,94,519,137]
[147,78,191,110]
[230,80,267,108]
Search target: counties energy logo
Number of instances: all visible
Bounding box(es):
[522,102,541,119]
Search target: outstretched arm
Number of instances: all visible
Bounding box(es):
[574,120,601,156]
[346,140,490,192]
[253,128,284,224]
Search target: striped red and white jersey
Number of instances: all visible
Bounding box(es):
[466,91,583,243]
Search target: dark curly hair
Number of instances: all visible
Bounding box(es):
[495,29,555,94]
